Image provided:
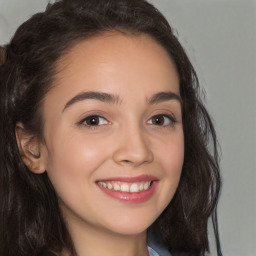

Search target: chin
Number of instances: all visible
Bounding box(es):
[101,213,158,236]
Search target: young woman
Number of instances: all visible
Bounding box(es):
[0,0,222,255]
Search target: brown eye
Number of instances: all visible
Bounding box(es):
[148,114,176,126]
[152,115,165,125]
[83,115,108,126]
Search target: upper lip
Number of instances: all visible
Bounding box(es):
[96,175,158,183]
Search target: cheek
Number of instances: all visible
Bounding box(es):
[156,131,184,199]
[45,131,109,193]
[165,143,184,175]
[157,129,184,173]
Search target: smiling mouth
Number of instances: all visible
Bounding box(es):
[96,175,158,203]
[97,181,152,193]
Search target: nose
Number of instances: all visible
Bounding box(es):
[113,125,154,167]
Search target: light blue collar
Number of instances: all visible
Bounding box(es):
[147,227,172,256]
[148,245,160,256]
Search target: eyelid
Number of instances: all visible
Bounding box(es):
[77,109,111,122]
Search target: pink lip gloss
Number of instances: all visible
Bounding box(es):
[96,175,158,203]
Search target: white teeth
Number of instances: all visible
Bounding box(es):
[143,182,151,190]
[98,181,152,192]
[120,184,130,192]
[130,183,139,192]
[113,183,120,191]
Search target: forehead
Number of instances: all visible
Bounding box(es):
[57,31,173,66]
[54,32,178,84]
[45,32,180,110]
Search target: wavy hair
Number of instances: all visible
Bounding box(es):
[0,0,222,255]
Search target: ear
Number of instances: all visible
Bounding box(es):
[15,123,48,174]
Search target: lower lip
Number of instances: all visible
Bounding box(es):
[97,181,157,203]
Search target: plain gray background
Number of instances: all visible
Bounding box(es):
[0,0,255,255]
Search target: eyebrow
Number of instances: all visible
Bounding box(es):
[147,91,182,105]
[63,90,182,112]
[63,91,121,111]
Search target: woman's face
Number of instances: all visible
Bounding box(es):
[41,32,184,236]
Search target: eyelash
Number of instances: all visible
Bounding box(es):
[79,114,177,130]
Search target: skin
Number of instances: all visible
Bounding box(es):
[18,32,184,256]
